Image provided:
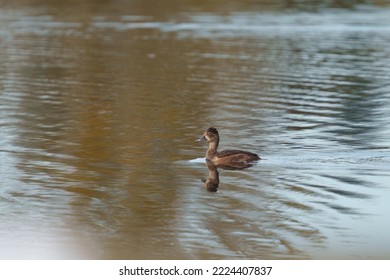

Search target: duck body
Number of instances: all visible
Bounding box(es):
[196,127,260,168]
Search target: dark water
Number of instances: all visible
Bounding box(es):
[1,0,390,259]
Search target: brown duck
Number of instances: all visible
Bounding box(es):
[196,127,260,168]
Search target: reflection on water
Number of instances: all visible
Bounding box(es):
[1,0,390,259]
[201,159,260,193]
[202,160,220,193]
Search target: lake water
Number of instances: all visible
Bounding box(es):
[1,1,390,259]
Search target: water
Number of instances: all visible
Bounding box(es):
[1,1,390,259]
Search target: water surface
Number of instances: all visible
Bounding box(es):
[1,1,390,259]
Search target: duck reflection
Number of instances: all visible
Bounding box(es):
[202,160,220,192]
[202,159,257,192]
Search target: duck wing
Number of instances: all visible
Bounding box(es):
[217,149,260,159]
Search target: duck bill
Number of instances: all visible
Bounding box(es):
[195,135,207,142]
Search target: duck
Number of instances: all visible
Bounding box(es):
[196,127,260,168]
